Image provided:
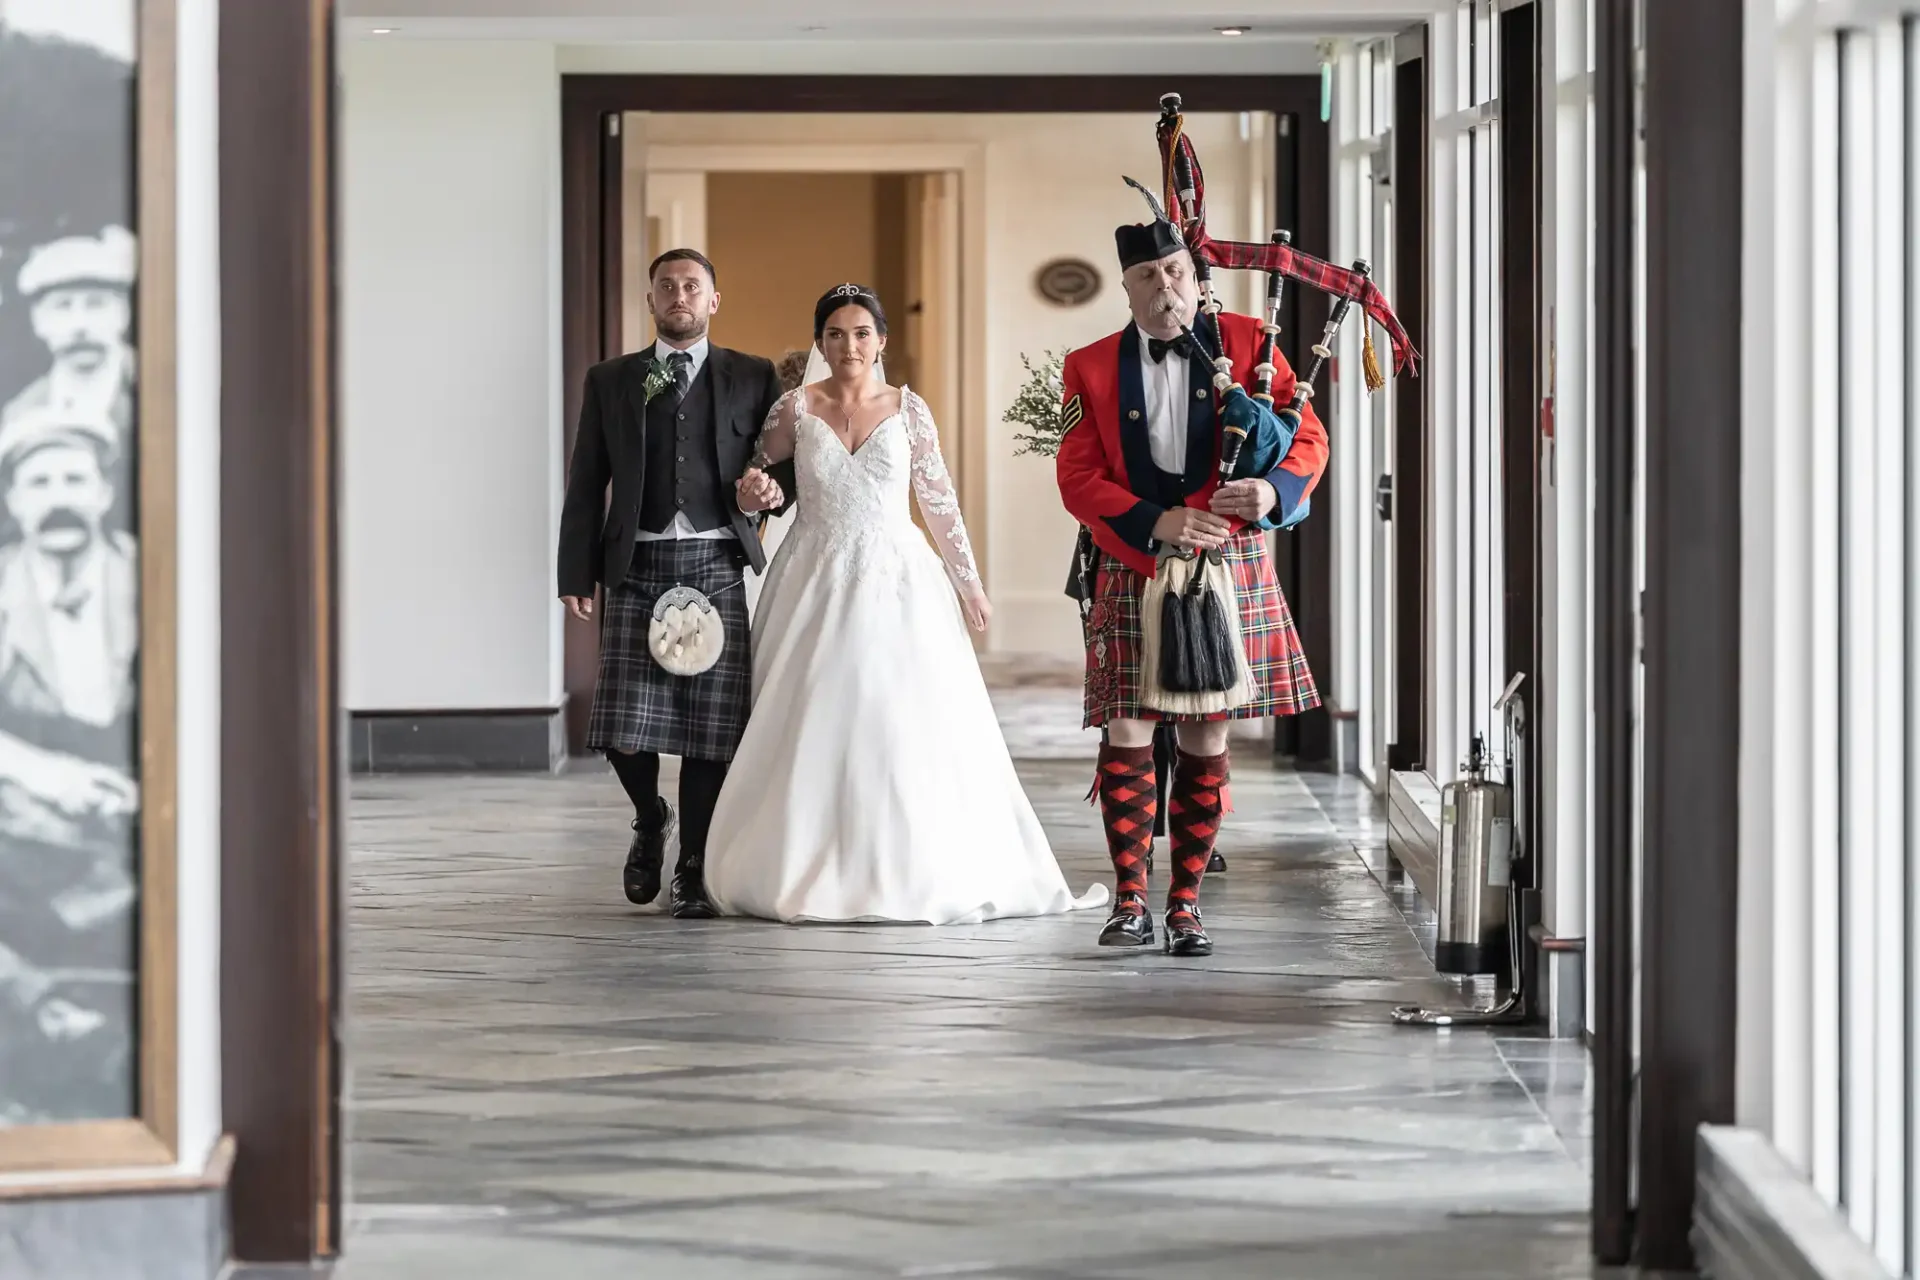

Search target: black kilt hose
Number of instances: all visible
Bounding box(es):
[587,539,752,762]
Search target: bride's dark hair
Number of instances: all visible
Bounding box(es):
[812,284,889,341]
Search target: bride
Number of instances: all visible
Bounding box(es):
[704,283,1107,925]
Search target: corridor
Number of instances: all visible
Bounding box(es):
[339,724,1592,1279]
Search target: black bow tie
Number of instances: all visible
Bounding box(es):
[1146,334,1193,363]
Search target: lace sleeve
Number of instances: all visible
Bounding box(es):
[901,388,982,593]
[750,388,801,468]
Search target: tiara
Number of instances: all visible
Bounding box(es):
[832,283,866,297]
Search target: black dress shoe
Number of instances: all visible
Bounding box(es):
[623,799,673,906]
[1163,905,1213,957]
[668,860,719,919]
[1097,892,1156,947]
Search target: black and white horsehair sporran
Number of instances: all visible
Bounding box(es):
[1135,312,1248,713]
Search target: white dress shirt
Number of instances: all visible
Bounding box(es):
[634,336,733,542]
[1139,339,1191,477]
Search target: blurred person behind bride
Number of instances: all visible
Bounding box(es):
[704,284,1106,925]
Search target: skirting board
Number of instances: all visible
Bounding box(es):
[1694,1126,1891,1280]
[0,1136,234,1280]
[1387,768,1442,909]
[349,706,567,774]
[1330,710,1361,777]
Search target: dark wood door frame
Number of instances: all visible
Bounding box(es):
[1590,0,1639,1262]
[1268,105,1339,767]
[1496,1,1544,1016]
[558,75,1336,761]
[1388,26,1431,774]
[1593,0,1745,1267]
[218,0,342,1262]
[1636,0,1743,1266]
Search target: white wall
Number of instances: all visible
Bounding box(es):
[637,112,1263,661]
[174,0,222,1177]
[340,39,564,712]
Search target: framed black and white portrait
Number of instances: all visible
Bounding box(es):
[0,0,180,1171]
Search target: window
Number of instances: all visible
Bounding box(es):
[1336,41,1395,786]
[1832,19,1912,1269]
[1546,0,1598,1035]
[1746,4,1919,1272]
[1428,0,1507,771]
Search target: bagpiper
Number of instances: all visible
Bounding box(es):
[1056,94,1419,957]
[1056,212,1326,957]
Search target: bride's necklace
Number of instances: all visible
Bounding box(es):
[819,383,884,446]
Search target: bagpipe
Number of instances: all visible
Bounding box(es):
[1075,93,1420,714]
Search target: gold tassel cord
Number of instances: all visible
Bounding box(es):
[1361,322,1386,394]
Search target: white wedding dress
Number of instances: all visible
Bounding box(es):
[704,384,1107,924]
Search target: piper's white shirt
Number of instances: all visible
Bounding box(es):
[1138,341,1191,476]
[635,336,733,542]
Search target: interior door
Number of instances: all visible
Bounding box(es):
[1368,146,1395,790]
[1496,0,1544,1010]
[1388,24,1431,774]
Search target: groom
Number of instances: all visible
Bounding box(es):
[558,248,787,917]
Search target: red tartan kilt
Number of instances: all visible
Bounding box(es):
[1082,528,1319,726]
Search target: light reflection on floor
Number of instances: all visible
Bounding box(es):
[328,685,1599,1279]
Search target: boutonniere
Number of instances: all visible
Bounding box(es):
[641,359,674,405]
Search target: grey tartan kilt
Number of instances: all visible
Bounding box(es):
[586,538,752,762]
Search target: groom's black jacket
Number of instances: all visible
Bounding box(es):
[558,345,790,599]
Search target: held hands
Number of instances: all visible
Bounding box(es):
[1153,506,1232,552]
[1209,478,1279,523]
[736,467,785,514]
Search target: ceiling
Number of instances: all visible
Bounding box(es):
[339,0,1421,44]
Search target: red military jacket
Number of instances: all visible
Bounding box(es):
[1055,310,1330,579]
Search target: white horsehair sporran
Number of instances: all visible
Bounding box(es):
[648,584,731,677]
[1139,545,1255,715]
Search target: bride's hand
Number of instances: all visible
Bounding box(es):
[961,590,993,633]
[736,468,783,513]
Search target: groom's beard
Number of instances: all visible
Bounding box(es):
[654,306,708,343]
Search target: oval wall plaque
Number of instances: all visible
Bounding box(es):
[1034,257,1102,308]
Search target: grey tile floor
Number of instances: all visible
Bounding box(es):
[333,704,1605,1279]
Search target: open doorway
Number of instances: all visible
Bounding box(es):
[625,160,964,613]
[631,169,960,420]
